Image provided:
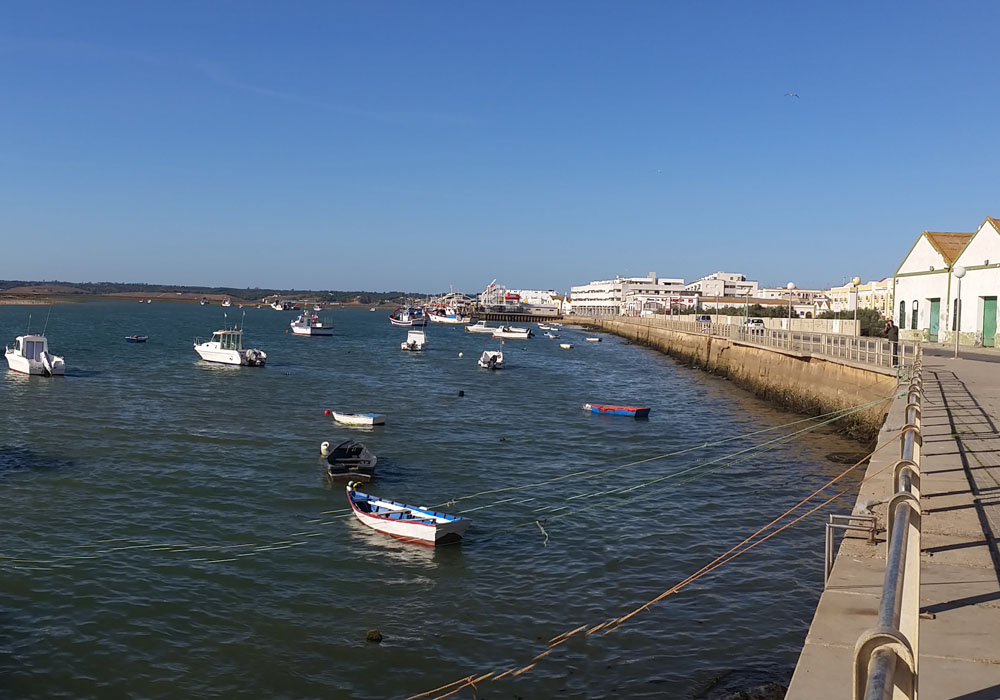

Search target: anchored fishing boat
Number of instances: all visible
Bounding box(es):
[193,326,266,367]
[346,483,470,545]
[5,335,65,376]
[290,312,333,336]
[582,403,650,419]
[124,335,149,343]
[400,329,427,351]
[388,307,427,327]
[478,350,504,369]
[323,440,377,481]
[331,411,386,427]
[427,308,470,324]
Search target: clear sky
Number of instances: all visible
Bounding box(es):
[2,1,998,294]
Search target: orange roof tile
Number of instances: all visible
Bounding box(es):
[924,232,973,265]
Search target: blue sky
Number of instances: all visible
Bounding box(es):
[2,1,999,294]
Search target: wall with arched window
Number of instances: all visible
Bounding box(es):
[899,300,906,329]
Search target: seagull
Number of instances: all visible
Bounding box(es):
[784,92,799,99]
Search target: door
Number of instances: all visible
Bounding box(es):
[983,297,997,347]
[929,298,940,342]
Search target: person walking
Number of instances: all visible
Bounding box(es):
[885,319,899,367]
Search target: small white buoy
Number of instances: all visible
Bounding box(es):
[320,441,332,457]
[458,352,463,358]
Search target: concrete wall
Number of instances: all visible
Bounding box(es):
[586,318,895,441]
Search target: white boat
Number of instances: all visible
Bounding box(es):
[347,484,470,545]
[332,411,386,426]
[465,320,495,334]
[5,335,65,376]
[559,343,573,350]
[200,298,209,306]
[585,337,602,343]
[290,312,333,336]
[271,300,294,311]
[492,325,533,339]
[370,308,376,312]
[538,323,552,330]
[427,308,471,324]
[388,307,427,327]
[193,327,267,366]
[221,299,232,307]
[478,350,504,369]
[401,329,427,351]
[313,305,322,312]
[543,332,560,339]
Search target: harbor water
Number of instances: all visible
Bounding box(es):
[0,303,867,699]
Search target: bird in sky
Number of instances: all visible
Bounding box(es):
[784,92,799,98]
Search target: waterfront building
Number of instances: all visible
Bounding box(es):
[684,272,759,298]
[893,227,975,343]
[570,273,685,316]
[623,291,699,316]
[756,286,822,303]
[948,218,1000,347]
[823,278,893,317]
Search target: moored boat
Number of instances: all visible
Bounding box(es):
[543,332,560,339]
[401,329,427,351]
[582,403,650,418]
[193,327,267,366]
[124,335,149,343]
[478,350,504,369]
[389,307,428,327]
[465,320,494,334]
[585,337,602,343]
[323,440,377,481]
[331,411,386,426]
[559,343,573,349]
[492,325,533,339]
[5,334,65,376]
[427,308,471,324]
[290,312,333,336]
[346,483,470,545]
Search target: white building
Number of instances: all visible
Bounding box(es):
[623,291,699,317]
[949,217,1000,347]
[571,273,685,316]
[685,272,759,298]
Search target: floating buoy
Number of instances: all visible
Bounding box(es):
[321,441,331,457]
[324,409,331,416]
[458,390,465,397]
[366,629,383,643]
[458,352,463,358]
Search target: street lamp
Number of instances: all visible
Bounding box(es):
[786,282,797,323]
[851,276,862,329]
[954,265,966,359]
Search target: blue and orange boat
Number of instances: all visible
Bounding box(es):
[582,403,650,419]
[124,335,148,343]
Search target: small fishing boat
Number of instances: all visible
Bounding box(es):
[559,343,573,350]
[290,312,333,336]
[543,332,560,339]
[427,308,471,324]
[193,327,267,366]
[538,323,552,330]
[5,334,65,376]
[465,320,495,334]
[332,411,386,426]
[585,337,602,343]
[313,305,322,312]
[401,329,427,351]
[323,440,377,481]
[492,325,533,339]
[200,298,209,306]
[388,307,428,327]
[582,403,650,419]
[478,350,504,369]
[221,299,232,307]
[124,335,149,343]
[347,483,470,545]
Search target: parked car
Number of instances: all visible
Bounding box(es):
[695,315,712,324]
[745,317,766,334]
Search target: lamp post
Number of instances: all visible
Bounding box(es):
[954,265,966,359]
[786,282,797,323]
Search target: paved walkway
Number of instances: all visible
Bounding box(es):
[787,353,1000,699]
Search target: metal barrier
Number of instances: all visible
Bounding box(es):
[853,360,923,700]
[621,316,918,370]
[825,514,877,584]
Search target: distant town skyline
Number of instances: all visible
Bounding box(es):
[3,2,998,292]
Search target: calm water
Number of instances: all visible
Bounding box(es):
[0,303,864,699]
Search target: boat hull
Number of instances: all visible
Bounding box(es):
[582,403,650,418]
[347,487,470,545]
[5,352,65,376]
[428,314,470,324]
[332,412,386,426]
[291,325,333,336]
[193,345,267,367]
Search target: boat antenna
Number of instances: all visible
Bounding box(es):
[241,310,246,331]
[41,306,52,335]
[26,313,32,335]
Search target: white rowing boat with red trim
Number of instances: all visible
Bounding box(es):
[346,483,470,545]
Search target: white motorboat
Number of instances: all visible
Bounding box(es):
[290,312,333,336]
[478,350,504,369]
[492,325,533,339]
[465,320,495,334]
[313,305,322,311]
[221,299,232,307]
[559,343,573,350]
[538,323,552,330]
[401,329,427,351]
[5,335,65,376]
[271,300,294,311]
[427,308,471,324]
[585,337,602,343]
[193,327,267,366]
[543,332,560,339]
[331,411,386,426]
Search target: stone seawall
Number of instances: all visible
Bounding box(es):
[581,318,896,442]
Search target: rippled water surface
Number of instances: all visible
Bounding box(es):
[0,303,865,699]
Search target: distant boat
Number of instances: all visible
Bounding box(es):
[427,308,471,324]
[346,483,470,545]
[582,403,650,419]
[492,325,532,339]
[478,350,503,369]
[124,335,148,343]
[5,334,65,376]
[559,343,573,349]
[388,307,427,327]
[193,327,266,367]
[465,320,494,334]
[290,312,333,336]
[585,337,602,343]
[370,308,376,312]
[324,440,377,481]
[332,411,386,427]
[543,332,560,339]
[401,329,427,351]
[200,298,209,306]
[221,299,232,307]
[313,305,322,311]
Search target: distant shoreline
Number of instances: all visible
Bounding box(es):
[0,294,388,308]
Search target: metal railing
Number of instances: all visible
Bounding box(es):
[608,316,918,370]
[853,361,923,700]
[825,514,877,584]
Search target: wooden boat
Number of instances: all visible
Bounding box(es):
[585,337,602,343]
[388,307,427,327]
[346,483,470,545]
[492,325,532,339]
[124,335,148,343]
[325,440,377,481]
[478,350,504,369]
[582,403,650,418]
[332,411,386,426]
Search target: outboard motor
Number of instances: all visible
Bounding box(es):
[40,352,54,377]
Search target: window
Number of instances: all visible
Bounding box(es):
[899,300,906,328]
[912,300,919,330]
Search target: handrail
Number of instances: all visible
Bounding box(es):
[853,359,923,700]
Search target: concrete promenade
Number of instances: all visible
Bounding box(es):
[787,350,1000,699]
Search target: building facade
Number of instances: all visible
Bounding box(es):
[684,272,759,298]
[570,273,685,316]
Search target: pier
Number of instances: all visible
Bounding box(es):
[471,311,562,323]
